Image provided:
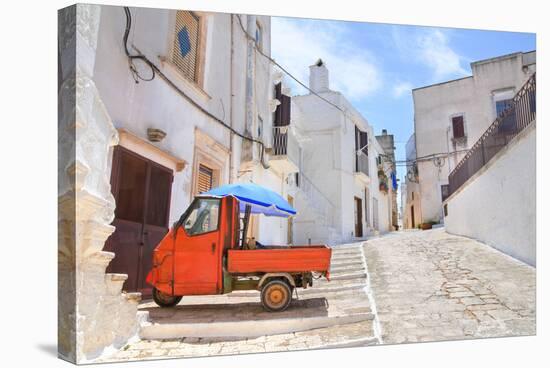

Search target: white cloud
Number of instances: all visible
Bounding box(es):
[271,17,382,100]
[392,81,413,98]
[416,30,470,78]
[392,27,470,81]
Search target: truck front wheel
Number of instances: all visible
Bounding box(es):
[261,280,292,312]
[152,287,182,308]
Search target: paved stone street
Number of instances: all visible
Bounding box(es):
[364,228,536,344]
[100,228,535,362]
[100,243,378,362]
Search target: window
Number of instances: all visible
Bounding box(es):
[255,21,263,51]
[496,98,516,134]
[452,115,465,139]
[183,198,220,235]
[444,204,448,217]
[172,11,201,83]
[197,164,214,194]
[496,99,513,117]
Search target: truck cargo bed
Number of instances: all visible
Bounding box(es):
[227,245,332,274]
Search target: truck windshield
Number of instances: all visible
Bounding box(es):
[183,198,220,235]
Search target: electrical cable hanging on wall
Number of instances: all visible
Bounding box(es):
[121,7,270,168]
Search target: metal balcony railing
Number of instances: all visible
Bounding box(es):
[355,152,369,177]
[448,73,536,197]
[272,126,300,166]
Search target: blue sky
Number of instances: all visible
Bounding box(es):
[270,17,535,186]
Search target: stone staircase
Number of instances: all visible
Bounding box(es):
[134,242,379,351]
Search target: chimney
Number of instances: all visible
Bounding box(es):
[309,59,329,93]
[382,129,387,135]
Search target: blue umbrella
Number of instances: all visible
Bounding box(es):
[201,183,297,218]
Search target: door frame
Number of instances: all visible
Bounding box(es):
[108,145,174,296]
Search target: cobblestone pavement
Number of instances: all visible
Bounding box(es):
[364,228,536,344]
[100,243,378,362]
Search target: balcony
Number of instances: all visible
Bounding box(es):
[269,126,300,174]
[354,152,370,184]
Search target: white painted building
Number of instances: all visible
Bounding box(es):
[92,5,301,297]
[402,133,422,229]
[292,60,395,245]
[412,51,536,224]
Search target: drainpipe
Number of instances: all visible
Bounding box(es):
[229,15,235,183]
[245,15,256,161]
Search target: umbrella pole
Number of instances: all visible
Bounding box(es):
[241,204,252,249]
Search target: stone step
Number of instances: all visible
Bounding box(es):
[316,278,366,288]
[330,246,363,253]
[331,252,363,259]
[139,310,374,340]
[330,264,366,274]
[227,282,367,299]
[105,273,128,296]
[327,271,367,281]
[330,260,364,268]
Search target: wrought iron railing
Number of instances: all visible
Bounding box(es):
[355,152,369,177]
[272,126,299,165]
[448,73,536,196]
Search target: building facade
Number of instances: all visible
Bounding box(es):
[292,60,395,245]
[402,133,422,229]
[376,130,398,230]
[92,6,300,297]
[412,51,536,224]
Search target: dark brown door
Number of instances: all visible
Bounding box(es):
[354,197,363,237]
[104,146,173,298]
[411,205,415,229]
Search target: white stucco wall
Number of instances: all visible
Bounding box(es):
[413,52,535,224]
[444,123,536,266]
[93,6,286,241]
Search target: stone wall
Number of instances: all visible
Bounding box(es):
[444,123,536,266]
[58,4,141,363]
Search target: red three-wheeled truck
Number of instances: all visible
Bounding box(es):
[146,183,332,312]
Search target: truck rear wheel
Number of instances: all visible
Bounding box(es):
[152,287,182,308]
[261,280,292,312]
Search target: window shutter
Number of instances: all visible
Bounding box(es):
[274,83,282,126]
[281,95,291,126]
[172,11,200,83]
[452,116,465,138]
[197,164,214,194]
[274,83,291,126]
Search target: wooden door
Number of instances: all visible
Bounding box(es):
[354,197,363,237]
[105,146,173,297]
[411,205,415,229]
